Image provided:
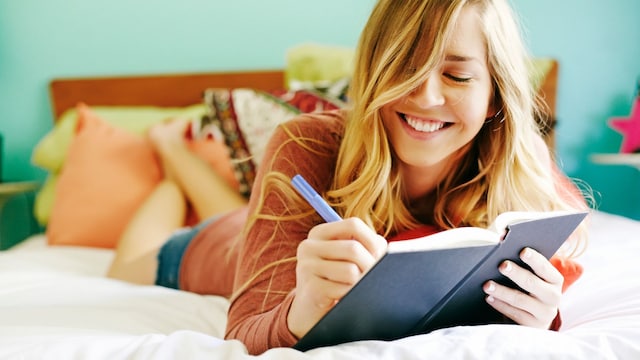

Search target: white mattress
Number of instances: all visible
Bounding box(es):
[0,210,638,359]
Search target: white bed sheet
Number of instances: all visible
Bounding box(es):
[0,211,638,360]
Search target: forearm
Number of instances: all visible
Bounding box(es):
[156,140,246,219]
[226,292,299,355]
[224,113,344,354]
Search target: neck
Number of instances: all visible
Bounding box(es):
[400,154,461,200]
[400,140,475,199]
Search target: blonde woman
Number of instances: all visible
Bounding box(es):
[227,0,590,353]
[109,0,590,355]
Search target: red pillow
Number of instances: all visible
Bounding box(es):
[47,104,237,248]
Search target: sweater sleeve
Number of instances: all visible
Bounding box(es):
[224,111,344,355]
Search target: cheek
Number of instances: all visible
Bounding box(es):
[452,93,492,129]
[380,105,398,132]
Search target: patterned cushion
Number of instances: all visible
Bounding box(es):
[203,88,342,197]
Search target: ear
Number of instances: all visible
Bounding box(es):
[485,106,499,120]
[485,90,502,120]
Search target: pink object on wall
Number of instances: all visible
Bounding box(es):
[608,83,640,153]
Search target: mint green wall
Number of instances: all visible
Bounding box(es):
[0,0,375,181]
[1,0,639,218]
[511,0,640,219]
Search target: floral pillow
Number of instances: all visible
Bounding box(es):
[202,88,343,198]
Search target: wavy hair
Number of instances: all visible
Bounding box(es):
[245,0,590,269]
[234,0,592,309]
[325,0,589,254]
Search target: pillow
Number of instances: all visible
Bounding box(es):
[46,104,236,248]
[32,104,206,173]
[528,57,555,92]
[203,88,342,197]
[31,104,208,226]
[285,43,354,102]
[33,174,57,225]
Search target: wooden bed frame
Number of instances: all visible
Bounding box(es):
[49,70,285,119]
[49,63,558,147]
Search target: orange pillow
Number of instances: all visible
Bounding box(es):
[550,256,584,292]
[47,104,237,248]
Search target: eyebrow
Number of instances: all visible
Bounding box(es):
[444,54,477,62]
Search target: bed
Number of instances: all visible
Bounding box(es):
[1,64,639,359]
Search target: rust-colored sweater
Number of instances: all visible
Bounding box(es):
[181,111,344,354]
[179,110,583,355]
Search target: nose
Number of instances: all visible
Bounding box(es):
[407,73,445,108]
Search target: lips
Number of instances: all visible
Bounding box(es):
[400,113,450,133]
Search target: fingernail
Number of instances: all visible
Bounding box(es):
[486,295,495,303]
[522,248,531,259]
[485,282,495,293]
[500,261,512,273]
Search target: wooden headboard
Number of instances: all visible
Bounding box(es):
[49,70,285,120]
[49,63,558,147]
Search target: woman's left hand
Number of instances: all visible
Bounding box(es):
[482,247,564,329]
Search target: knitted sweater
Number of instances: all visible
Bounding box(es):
[179,110,583,355]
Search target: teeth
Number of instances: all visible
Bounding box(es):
[405,115,446,133]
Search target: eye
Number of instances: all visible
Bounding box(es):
[444,73,472,83]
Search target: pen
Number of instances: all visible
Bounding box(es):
[291,174,342,223]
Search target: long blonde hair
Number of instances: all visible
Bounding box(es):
[234,0,591,306]
[326,0,589,253]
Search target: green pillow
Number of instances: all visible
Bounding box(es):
[32,104,206,173]
[31,103,206,225]
[285,43,355,90]
[34,174,57,225]
[529,57,554,91]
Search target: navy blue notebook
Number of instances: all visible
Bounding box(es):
[293,211,588,351]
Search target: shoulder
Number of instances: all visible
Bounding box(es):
[263,109,346,169]
[276,109,346,141]
[250,109,347,197]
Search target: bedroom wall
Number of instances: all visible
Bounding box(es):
[0,0,376,183]
[511,0,640,219]
[0,0,639,219]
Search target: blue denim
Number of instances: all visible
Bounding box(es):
[155,217,216,289]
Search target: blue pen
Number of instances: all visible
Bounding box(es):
[291,174,342,223]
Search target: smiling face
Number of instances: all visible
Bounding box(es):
[380,5,495,191]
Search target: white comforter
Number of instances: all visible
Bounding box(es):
[0,211,639,359]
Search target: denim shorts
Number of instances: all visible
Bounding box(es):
[155,217,217,289]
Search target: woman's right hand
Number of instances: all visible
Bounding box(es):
[286,217,387,339]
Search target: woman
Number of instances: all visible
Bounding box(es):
[109,0,590,355]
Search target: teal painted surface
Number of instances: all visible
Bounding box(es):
[0,0,639,218]
[511,0,640,219]
[0,191,41,249]
[0,0,375,181]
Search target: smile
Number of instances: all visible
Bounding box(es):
[401,113,450,133]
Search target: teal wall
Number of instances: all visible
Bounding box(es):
[511,0,640,219]
[0,1,639,218]
[0,0,375,182]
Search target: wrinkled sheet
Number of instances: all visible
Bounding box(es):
[0,211,638,360]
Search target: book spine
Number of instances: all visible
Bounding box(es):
[407,242,503,335]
